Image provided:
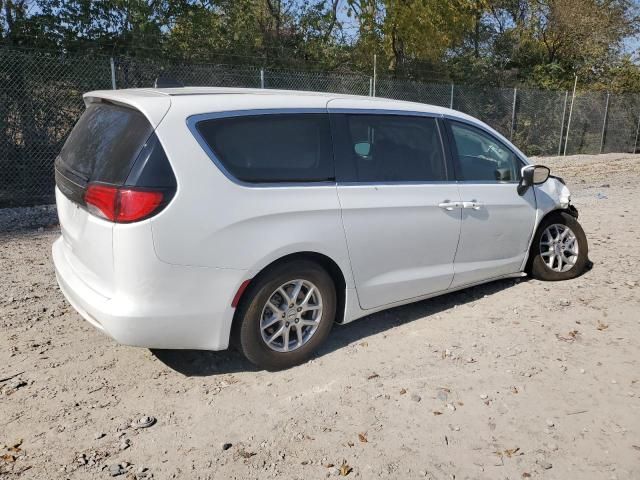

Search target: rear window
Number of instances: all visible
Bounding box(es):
[56,102,154,184]
[195,114,334,183]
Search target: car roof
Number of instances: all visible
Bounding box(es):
[85,86,457,117]
[83,87,529,162]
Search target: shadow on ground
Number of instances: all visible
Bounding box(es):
[151,277,522,377]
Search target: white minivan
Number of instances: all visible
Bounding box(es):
[53,87,589,369]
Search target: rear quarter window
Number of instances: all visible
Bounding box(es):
[194,113,334,183]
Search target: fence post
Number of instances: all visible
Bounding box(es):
[599,92,610,154]
[450,83,454,109]
[110,57,116,90]
[260,68,265,89]
[510,87,517,140]
[369,78,373,97]
[563,75,578,156]
[634,114,640,154]
[558,90,569,156]
[372,54,377,97]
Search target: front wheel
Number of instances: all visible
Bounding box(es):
[233,260,336,370]
[529,211,589,281]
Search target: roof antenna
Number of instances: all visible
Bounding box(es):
[154,76,184,88]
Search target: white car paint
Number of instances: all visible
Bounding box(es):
[53,87,573,350]
[452,183,536,287]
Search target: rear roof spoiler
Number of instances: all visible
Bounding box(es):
[83,90,172,129]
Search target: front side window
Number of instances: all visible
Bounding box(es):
[335,114,447,182]
[195,113,333,183]
[449,121,522,182]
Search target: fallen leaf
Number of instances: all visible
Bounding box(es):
[238,449,256,459]
[433,411,443,416]
[367,373,379,380]
[1,454,16,463]
[399,388,407,395]
[339,459,353,476]
[324,463,335,468]
[359,342,368,347]
[503,447,520,457]
[597,322,608,331]
[358,433,368,443]
[556,330,579,342]
[522,473,531,478]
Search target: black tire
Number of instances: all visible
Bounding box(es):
[233,260,336,370]
[529,211,589,281]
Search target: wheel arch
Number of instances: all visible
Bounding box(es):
[231,251,348,336]
[525,206,579,272]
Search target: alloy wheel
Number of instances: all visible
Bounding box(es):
[539,223,579,273]
[259,279,323,352]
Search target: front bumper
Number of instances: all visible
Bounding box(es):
[52,236,247,350]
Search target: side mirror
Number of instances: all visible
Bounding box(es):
[518,165,550,196]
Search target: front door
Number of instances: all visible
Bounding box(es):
[329,105,462,310]
[445,120,537,287]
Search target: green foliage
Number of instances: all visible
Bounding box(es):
[0,0,638,91]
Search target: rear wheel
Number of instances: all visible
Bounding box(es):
[529,211,589,281]
[234,260,336,370]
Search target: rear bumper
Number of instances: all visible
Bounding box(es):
[52,236,247,350]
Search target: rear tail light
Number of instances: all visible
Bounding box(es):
[84,183,166,223]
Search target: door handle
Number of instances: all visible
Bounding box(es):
[438,200,462,211]
[462,200,484,210]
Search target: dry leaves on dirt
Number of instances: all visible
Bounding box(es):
[339,459,353,476]
[0,439,24,467]
[358,432,368,443]
[495,447,522,458]
[556,330,580,342]
[237,448,256,459]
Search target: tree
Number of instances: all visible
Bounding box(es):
[0,0,638,90]
[347,0,475,78]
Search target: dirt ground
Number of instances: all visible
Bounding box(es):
[1,153,639,480]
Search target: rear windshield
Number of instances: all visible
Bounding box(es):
[56,102,153,184]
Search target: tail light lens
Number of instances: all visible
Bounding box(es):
[84,184,118,221]
[84,183,166,223]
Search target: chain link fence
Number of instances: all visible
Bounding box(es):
[1,48,639,207]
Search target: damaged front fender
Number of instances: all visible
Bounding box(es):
[535,177,572,214]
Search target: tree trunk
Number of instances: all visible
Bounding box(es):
[4,0,15,44]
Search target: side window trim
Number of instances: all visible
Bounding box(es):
[187,109,336,188]
[330,112,454,185]
[444,118,526,184]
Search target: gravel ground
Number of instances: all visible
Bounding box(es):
[1,153,639,480]
[0,205,57,233]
